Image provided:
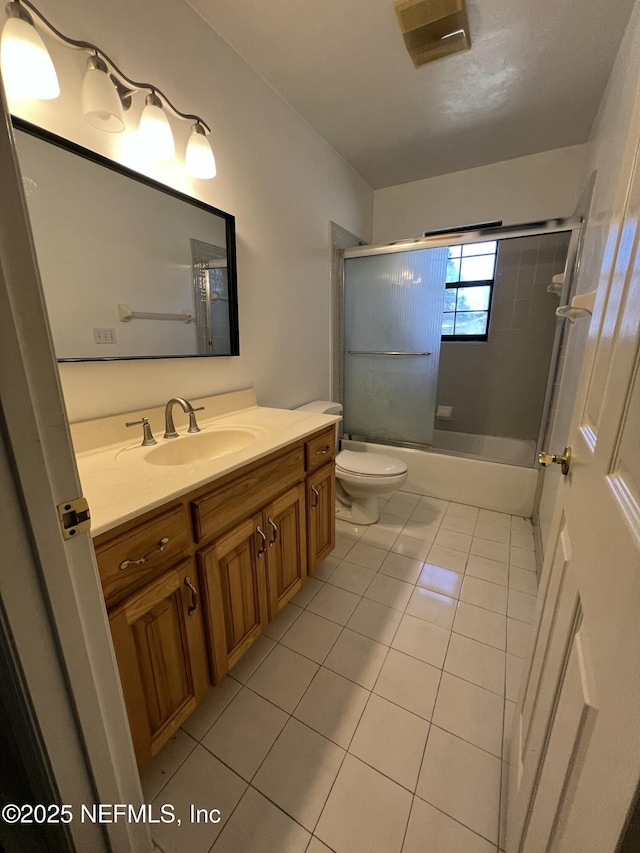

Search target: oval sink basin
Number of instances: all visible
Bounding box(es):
[142,428,260,467]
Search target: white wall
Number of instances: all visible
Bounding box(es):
[9,0,372,421]
[372,145,589,243]
[538,0,640,549]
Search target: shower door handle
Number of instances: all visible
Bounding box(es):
[347,350,432,356]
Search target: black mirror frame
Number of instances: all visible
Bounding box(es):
[11,116,240,362]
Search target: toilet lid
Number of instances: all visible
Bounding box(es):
[336,449,407,477]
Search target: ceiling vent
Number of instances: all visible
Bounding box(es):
[394,0,470,67]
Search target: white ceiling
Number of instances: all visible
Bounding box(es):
[186,0,635,189]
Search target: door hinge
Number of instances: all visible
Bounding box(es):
[57,497,91,540]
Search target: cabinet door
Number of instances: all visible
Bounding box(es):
[265,483,307,618]
[198,513,269,681]
[109,560,208,769]
[307,463,336,574]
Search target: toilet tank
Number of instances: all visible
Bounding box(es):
[295,401,343,444]
[295,400,343,415]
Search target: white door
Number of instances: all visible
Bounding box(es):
[507,140,640,847]
[0,88,149,850]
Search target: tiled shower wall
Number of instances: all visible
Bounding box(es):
[435,232,571,441]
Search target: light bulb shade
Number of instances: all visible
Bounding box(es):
[185,124,216,179]
[81,56,124,132]
[0,12,59,100]
[138,94,175,160]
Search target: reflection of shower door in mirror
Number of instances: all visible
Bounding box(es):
[191,239,231,355]
[343,248,448,445]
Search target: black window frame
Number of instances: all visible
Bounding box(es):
[442,280,494,342]
[441,244,498,342]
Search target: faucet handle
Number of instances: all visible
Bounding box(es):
[125,417,157,446]
[187,406,205,434]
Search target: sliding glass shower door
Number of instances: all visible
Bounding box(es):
[343,247,448,445]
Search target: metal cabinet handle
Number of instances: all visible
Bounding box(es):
[119,536,170,570]
[184,576,198,615]
[256,526,267,556]
[315,445,331,456]
[268,517,278,546]
[311,486,319,508]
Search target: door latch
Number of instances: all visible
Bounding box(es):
[538,446,572,476]
[57,497,91,539]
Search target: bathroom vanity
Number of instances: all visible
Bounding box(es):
[73,390,337,769]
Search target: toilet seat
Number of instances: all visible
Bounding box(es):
[336,449,407,478]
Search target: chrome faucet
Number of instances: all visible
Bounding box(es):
[163,397,204,438]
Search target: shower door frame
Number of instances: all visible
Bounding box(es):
[335,217,584,464]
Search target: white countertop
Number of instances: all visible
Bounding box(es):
[72,390,339,537]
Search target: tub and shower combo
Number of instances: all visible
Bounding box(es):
[335,218,583,525]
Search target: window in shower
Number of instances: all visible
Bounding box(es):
[442,241,497,340]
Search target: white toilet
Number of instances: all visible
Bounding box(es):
[296,401,408,525]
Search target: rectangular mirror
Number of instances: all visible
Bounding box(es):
[13,119,239,361]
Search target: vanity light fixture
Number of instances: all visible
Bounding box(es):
[0,0,217,178]
[139,92,175,160]
[185,122,216,179]
[0,1,59,99]
[81,54,125,133]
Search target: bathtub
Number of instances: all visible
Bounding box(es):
[431,429,536,467]
[341,438,538,517]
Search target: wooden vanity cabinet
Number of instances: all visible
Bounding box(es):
[95,425,336,767]
[108,559,209,768]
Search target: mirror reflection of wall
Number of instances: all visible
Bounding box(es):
[14,122,239,361]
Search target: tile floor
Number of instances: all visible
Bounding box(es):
[142,491,538,853]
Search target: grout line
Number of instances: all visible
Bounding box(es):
[399,795,415,851]
[174,752,251,853]
[499,607,509,844]
[402,628,457,848]
[412,793,503,849]
[143,729,199,802]
[426,720,504,762]
[442,654,507,702]
[216,780,316,850]
[307,714,366,838]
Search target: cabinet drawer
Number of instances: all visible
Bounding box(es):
[305,427,336,472]
[192,445,305,542]
[96,505,190,608]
